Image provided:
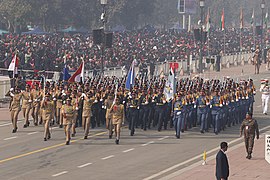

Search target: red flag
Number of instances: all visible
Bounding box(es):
[68,61,84,83]
[220,9,225,31]
[8,54,19,78]
[169,62,179,72]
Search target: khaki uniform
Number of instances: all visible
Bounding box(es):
[41,100,54,139]
[82,97,94,137]
[110,104,125,140]
[22,91,33,126]
[10,93,22,131]
[31,89,42,125]
[71,96,79,136]
[56,92,63,126]
[240,118,259,157]
[62,104,75,142]
[104,97,114,136]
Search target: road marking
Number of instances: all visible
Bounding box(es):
[158,136,169,141]
[101,155,114,160]
[143,125,270,180]
[27,132,38,135]
[0,123,12,127]
[122,148,134,153]
[77,163,92,168]
[52,127,58,129]
[4,136,17,141]
[52,171,68,177]
[257,105,262,107]
[0,131,107,164]
[141,141,155,146]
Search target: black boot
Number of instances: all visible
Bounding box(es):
[115,139,119,145]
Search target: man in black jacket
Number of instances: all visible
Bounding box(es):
[216,142,229,180]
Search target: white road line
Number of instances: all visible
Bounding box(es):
[4,136,17,141]
[158,136,169,141]
[27,132,38,135]
[101,155,114,160]
[143,125,270,180]
[122,148,135,153]
[0,123,12,127]
[141,141,155,146]
[52,127,58,129]
[52,171,68,177]
[77,163,92,168]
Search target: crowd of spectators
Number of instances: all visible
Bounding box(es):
[0,27,263,73]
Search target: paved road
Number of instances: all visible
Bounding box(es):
[1,68,270,180]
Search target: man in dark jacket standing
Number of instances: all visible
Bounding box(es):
[216,142,229,180]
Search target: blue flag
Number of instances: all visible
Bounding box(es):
[125,60,135,90]
[63,65,71,81]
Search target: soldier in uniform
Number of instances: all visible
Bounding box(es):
[110,97,125,144]
[55,86,64,128]
[31,84,42,126]
[127,92,139,136]
[210,89,223,135]
[104,93,114,138]
[71,91,79,137]
[22,84,33,128]
[82,91,94,139]
[7,86,22,133]
[139,90,151,131]
[195,89,209,133]
[41,93,54,141]
[260,79,270,115]
[153,89,167,132]
[62,97,76,145]
[240,112,259,159]
[172,93,185,138]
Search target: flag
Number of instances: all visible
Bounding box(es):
[205,8,211,32]
[251,8,254,25]
[68,61,84,83]
[240,7,244,29]
[8,54,19,78]
[164,67,175,101]
[125,60,135,90]
[220,8,225,31]
[62,56,70,81]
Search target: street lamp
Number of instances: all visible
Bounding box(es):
[100,0,107,75]
[199,0,205,73]
[261,0,265,63]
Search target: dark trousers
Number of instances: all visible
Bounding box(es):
[128,108,138,136]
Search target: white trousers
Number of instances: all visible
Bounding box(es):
[262,94,270,114]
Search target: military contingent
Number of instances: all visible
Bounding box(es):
[5,75,258,145]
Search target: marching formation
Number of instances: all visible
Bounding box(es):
[5,75,256,145]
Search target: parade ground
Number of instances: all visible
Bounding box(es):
[1,64,270,180]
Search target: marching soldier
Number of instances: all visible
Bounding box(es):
[55,86,64,128]
[195,89,209,133]
[22,84,33,128]
[110,97,125,144]
[41,93,54,141]
[153,89,167,132]
[139,90,151,131]
[82,91,95,139]
[240,112,259,159]
[104,93,114,138]
[71,91,79,137]
[31,84,42,126]
[127,91,139,136]
[7,86,22,133]
[210,89,223,135]
[260,79,270,115]
[62,96,76,145]
[172,93,185,139]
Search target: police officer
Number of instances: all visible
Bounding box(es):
[31,84,42,126]
[62,96,76,145]
[240,112,259,159]
[110,97,125,144]
[22,84,33,128]
[41,93,54,141]
[7,86,22,133]
[82,91,94,139]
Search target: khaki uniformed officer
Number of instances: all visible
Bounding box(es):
[31,84,42,126]
[41,93,54,141]
[7,86,22,133]
[82,91,94,139]
[104,93,114,138]
[240,112,259,159]
[62,96,75,145]
[109,97,125,144]
[22,84,33,128]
